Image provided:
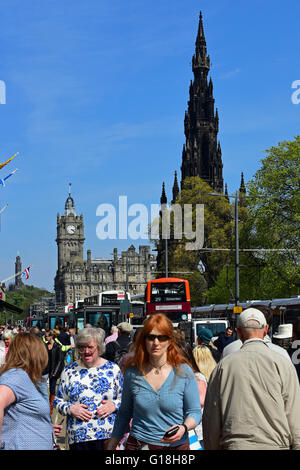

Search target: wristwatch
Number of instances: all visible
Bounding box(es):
[182,424,188,434]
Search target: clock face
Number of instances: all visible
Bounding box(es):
[67,224,76,234]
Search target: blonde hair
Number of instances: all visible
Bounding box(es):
[0,333,48,386]
[193,345,217,382]
[2,329,15,341]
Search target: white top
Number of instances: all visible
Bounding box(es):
[194,372,207,442]
[0,343,5,366]
[221,335,291,360]
[54,360,123,444]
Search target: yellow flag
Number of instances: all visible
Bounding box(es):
[0,152,19,170]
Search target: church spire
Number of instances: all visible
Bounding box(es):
[181,12,223,193]
[160,182,167,205]
[197,12,205,38]
[224,183,229,201]
[172,171,179,204]
[193,11,210,73]
[196,11,206,48]
[239,172,246,194]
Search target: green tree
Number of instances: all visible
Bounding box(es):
[152,177,234,305]
[245,137,300,291]
[209,136,300,304]
[5,285,54,319]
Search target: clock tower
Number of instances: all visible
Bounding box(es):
[54,186,157,305]
[54,185,85,303]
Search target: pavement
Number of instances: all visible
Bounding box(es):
[49,378,69,450]
[52,406,69,450]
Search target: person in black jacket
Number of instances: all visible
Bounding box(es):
[213,326,235,355]
[56,325,71,346]
[103,322,133,364]
[44,329,69,414]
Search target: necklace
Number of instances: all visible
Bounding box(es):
[150,360,168,375]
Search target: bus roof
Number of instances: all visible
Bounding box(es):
[192,297,300,314]
[149,278,188,283]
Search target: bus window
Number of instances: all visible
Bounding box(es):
[86,312,111,336]
[49,316,65,330]
[146,278,191,322]
[150,282,186,303]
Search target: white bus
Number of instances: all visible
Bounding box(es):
[84,290,131,307]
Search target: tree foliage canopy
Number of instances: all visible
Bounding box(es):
[152,177,234,305]
[5,285,54,318]
[209,136,300,304]
[245,137,300,289]
[153,137,299,306]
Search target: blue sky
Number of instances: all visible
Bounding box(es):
[0,0,299,292]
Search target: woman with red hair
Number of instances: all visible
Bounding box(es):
[107,314,201,450]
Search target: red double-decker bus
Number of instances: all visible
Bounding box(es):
[145,277,191,323]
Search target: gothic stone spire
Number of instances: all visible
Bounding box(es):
[239,172,246,194]
[160,182,167,205]
[181,11,224,193]
[172,171,180,204]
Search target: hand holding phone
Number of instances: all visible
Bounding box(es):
[163,426,180,439]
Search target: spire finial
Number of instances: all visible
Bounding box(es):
[65,183,76,215]
[196,10,206,45]
[193,10,210,73]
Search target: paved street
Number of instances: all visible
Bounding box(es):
[52,406,68,450]
[49,379,68,450]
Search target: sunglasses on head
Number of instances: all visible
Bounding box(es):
[145,334,170,342]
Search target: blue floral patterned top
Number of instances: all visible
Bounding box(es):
[54,360,123,444]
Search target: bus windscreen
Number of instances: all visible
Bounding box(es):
[101,294,119,305]
[150,282,186,303]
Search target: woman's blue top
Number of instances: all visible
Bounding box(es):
[0,368,53,450]
[112,363,201,446]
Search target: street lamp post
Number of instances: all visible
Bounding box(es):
[234,191,240,306]
[208,191,240,307]
[165,238,168,278]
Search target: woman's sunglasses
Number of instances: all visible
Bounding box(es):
[145,334,170,342]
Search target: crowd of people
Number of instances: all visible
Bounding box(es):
[0,306,300,451]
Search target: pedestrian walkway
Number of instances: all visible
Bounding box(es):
[48,377,68,450]
[52,406,68,450]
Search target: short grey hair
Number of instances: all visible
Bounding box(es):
[76,327,106,356]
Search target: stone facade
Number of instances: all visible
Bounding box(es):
[54,191,156,305]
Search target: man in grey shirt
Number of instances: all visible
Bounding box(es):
[222,305,291,360]
[203,308,300,450]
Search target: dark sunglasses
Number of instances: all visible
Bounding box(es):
[145,334,170,342]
